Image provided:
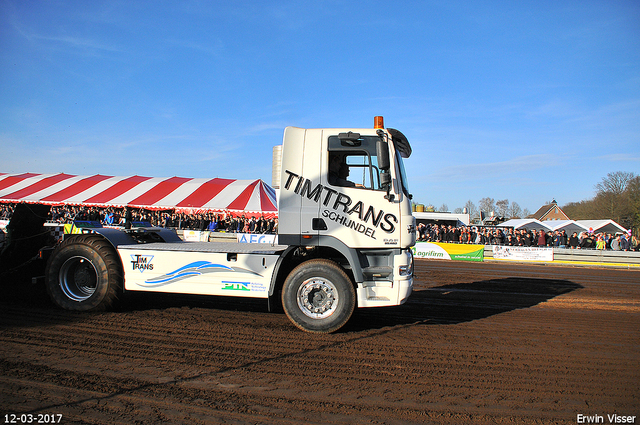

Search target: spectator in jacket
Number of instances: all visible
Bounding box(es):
[611,235,621,251]
[620,234,630,251]
[537,230,547,247]
[580,233,596,249]
[568,232,580,249]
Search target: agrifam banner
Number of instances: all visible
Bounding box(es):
[412,242,484,262]
[492,246,553,262]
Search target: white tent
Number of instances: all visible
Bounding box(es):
[413,211,470,226]
[497,219,551,231]
[498,218,627,235]
[546,220,589,234]
[576,219,627,234]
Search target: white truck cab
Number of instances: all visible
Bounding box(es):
[278,119,415,310]
[45,117,415,333]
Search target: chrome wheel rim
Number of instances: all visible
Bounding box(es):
[296,277,339,319]
[59,256,98,302]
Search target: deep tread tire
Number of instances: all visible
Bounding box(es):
[45,234,123,311]
[282,259,355,333]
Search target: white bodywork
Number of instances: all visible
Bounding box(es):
[278,127,415,249]
[278,127,415,308]
[357,249,413,307]
[118,125,415,310]
[119,242,283,298]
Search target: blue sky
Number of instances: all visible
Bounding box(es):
[2,0,639,215]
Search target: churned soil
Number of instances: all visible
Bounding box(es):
[1,260,638,424]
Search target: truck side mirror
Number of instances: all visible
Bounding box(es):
[376,139,390,171]
[381,171,394,202]
[376,133,394,201]
[380,172,391,187]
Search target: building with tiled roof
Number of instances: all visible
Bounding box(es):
[528,199,570,221]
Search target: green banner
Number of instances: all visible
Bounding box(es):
[412,242,484,262]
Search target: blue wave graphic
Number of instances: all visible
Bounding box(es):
[168,261,232,275]
[142,261,260,287]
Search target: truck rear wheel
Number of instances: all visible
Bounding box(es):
[282,259,355,333]
[46,234,123,311]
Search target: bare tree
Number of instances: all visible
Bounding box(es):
[509,201,523,218]
[628,176,640,229]
[560,171,640,230]
[562,200,586,219]
[478,197,495,215]
[438,203,448,212]
[495,199,509,217]
[464,200,478,219]
[593,171,638,224]
[595,171,636,195]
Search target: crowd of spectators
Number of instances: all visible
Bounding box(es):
[0,203,277,234]
[2,203,637,250]
[417,223,639,251]
[0,204,13,221]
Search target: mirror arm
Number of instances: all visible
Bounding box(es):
[385,188,395,202]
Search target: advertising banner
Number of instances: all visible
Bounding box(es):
[183,230,211,242]
[412,242,484,262]
[237,233,278,244]
[492,246,553,262]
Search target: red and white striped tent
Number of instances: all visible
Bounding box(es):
[0,172,277,218]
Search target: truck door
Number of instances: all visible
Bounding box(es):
[319,130,402,249]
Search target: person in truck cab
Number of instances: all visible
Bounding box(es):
[337,163,356,187]
[328,154,355,187]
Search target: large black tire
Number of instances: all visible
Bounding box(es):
[45,234,123,311]
[282,259,355,333]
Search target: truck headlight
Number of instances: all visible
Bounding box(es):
[398,250,413,276]
[399,265,412,276]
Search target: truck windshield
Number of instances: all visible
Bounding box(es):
[395,150,411,198]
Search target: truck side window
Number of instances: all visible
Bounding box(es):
[328,135,383,190]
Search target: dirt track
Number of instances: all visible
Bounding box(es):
[1,260,639,424]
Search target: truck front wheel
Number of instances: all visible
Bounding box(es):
[282,259,355,333]
[45,234,123,311]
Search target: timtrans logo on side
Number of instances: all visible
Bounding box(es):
[131,254,154,272]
